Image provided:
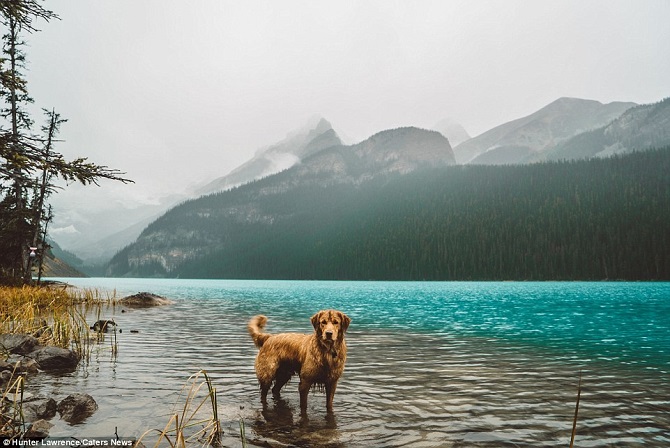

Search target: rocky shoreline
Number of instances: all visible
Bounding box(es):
[0,292,172,440]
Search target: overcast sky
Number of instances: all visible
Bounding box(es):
[23,0,670,210]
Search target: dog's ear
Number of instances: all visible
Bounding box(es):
[311,311,322,331]
[339,312,351,332]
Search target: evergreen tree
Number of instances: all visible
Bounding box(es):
[0,1,132,283]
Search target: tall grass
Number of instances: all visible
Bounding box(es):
[137,370,224,448]
[1,284,118,439]
[0,284,117,353]
[0,373,25,438]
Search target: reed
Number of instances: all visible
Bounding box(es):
[569,371,582,448]
[0,284,117,353]
[0,372,26,438]
[137,370,224,448]
[239,419,247,448]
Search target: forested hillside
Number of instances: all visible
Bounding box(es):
[108,147,670,280]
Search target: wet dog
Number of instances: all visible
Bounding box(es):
[248,310,351,414]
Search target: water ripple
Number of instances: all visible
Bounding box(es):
[30,279,670,447]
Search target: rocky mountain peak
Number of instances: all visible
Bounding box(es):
[195,116,342,196]
[454,97,636,165]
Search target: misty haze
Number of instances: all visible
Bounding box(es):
[1,1,669,446]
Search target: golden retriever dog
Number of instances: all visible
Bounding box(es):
[248,309,351,414]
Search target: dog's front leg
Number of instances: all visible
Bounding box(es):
[298,379,311,415]
[325,381,337,412]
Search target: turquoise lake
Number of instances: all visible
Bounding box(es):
[35,279,670,447]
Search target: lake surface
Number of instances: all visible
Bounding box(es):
[33,279,670,447]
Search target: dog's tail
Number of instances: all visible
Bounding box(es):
[247,315,271,348]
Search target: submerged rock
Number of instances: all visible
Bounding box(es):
[0,369,12,384]
[12,357,40,373]
[119,291,174,308]
[0,360,12,371]
[28,346,80,372]
[24,419,53,439]
[23,397,58,422]
[57,393,98,424]
[0,333,39,355]
[90,319,117,332]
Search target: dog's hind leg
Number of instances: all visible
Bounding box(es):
[255,355,275,404]
[272,369,292,397]
[259,380,271,404]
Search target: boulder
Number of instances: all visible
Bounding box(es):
[29,346,80,372]
[0,333,39,355]
[23,397,58,422]
[119,292,174,308]
[24,419,53,439]
[13,357,40,373]
[57,393,98,424]
[0,358,39,384]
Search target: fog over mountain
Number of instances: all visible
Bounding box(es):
[48,190,191,264]
[24,2,667,268]
[107,140,670,280]
[454,98,636,165]
[433,118,471,147]
[195,117,342,196]
[50,95,663,266]
[541,97,670,161]
[51,115,461,265]
[107,126,456,277]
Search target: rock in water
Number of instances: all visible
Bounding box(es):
[57,393,98,424]
[90,319,117,332]
[118,292,174,308]
[23,397,58,421]
[0,334,39,354]
[24,419,54,439]
[29,346,80,372]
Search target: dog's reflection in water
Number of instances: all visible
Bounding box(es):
[254,395,342,447]
[261,396,294,428]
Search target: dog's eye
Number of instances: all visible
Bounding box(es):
[321,320,327,325]
[333,320,339,325]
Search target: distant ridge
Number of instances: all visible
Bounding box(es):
[454,97,636,165]
[432,118,471,147]
[107,147,670,280]
[541,97,670,161]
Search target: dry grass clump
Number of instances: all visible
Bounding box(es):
[0,374,25,438]
[0,284,116,351]
[137,370,226,448]
[0,284,118,440]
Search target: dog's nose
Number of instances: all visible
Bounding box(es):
[325,331,333,339]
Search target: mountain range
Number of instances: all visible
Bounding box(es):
[51,96,670,277]
[107,145,670,280]
[107,126,456,277]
